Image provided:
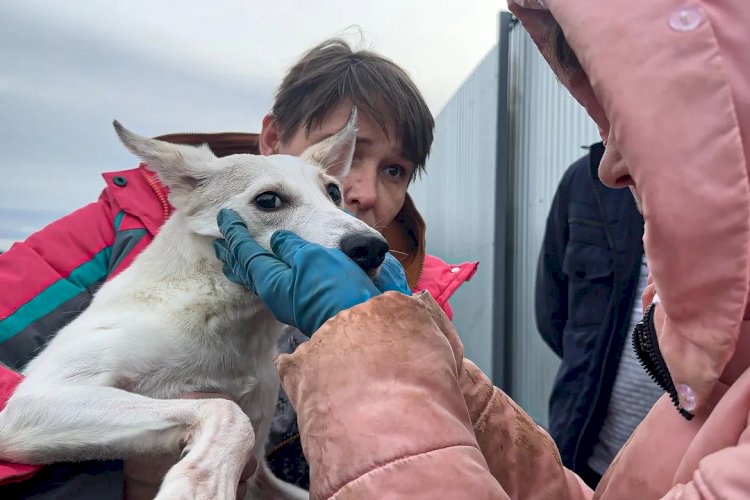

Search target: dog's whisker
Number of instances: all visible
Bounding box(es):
[370,218,390,232]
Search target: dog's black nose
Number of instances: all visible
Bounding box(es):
[340,233,389,272]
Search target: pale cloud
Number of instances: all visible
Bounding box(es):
[0,0,504,242]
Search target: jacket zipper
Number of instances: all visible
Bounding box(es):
[139,165,172,220]
[632,304,694,420]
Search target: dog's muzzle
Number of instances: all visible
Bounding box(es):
[340,233,389,272]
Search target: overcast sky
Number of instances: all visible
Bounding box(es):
[0,0,506,234]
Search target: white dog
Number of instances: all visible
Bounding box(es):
[0,109,389,499]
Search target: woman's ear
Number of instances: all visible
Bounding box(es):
[259,114,281,155]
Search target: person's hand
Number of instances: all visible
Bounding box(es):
[213,208,410,336]
[124,392,256,500]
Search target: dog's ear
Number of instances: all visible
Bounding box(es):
[113,120,218,206]
[301,106,358,181]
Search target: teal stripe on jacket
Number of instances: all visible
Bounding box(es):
[0,211,126,343]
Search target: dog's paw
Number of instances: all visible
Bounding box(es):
[155,399,255,500]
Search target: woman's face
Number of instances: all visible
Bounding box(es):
[598,130,631,187]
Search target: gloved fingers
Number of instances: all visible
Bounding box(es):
[270,230,313,266]
[218,209,270,262]
[213,237,233,263]
[218,210,265,256]
[374,252,412,294]
[223,264,249,286]
[217,208,249,236]
[213,239,253,287]
[216,210,292,291]
[382,252,406,274]
[218,209,288,268]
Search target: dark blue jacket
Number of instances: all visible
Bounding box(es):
[535,143,644,479]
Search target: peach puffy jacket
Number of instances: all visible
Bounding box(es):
[275,1,750,497]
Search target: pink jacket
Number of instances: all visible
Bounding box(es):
[273,2,750,498]
[508,0,750,496]
[278,292,749,499]
[277,292,587,499]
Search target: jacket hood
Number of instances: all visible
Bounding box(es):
[509,0,750,415]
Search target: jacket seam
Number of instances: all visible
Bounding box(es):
[690,468,718,499]
[108,228,149,276]
[466,367,496,433]
[329,441,481,498]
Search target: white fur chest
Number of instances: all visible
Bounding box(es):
[108,267,283,402]
[24,243,284,406]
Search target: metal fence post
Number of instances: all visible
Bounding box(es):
[492,11,515,392]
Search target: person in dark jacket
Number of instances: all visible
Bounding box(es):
[535,142,662,488]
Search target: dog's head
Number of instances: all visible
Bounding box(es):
[114,108,390,274]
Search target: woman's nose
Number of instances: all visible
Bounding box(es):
[344,170,378,210]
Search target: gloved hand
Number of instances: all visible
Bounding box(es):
[213,209,410,336]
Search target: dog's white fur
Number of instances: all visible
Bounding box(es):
[0,109,384,499]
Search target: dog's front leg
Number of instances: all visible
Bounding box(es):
[0,384,254,500]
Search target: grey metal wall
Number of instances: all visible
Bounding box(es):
[408,46,498,377]
[504,22,600,425]
[410,13,601,427]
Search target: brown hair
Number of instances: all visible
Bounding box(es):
[272,38,434,175]
[547,22,582,78]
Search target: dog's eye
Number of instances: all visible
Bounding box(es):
[327,184,342,205]
[254,192,283,211]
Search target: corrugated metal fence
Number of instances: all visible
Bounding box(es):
[409,12,600,426]
[506,15,600,424]
[408,45,498,377]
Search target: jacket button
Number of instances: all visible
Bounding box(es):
[678,383,696,412]
[113,176,128,187]
[669,7,703,31]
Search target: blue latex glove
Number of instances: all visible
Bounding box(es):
[213,209,410,336]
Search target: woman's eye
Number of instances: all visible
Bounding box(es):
[254,192,283,211]
[326,184,342,205]
[384,165,404,178]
